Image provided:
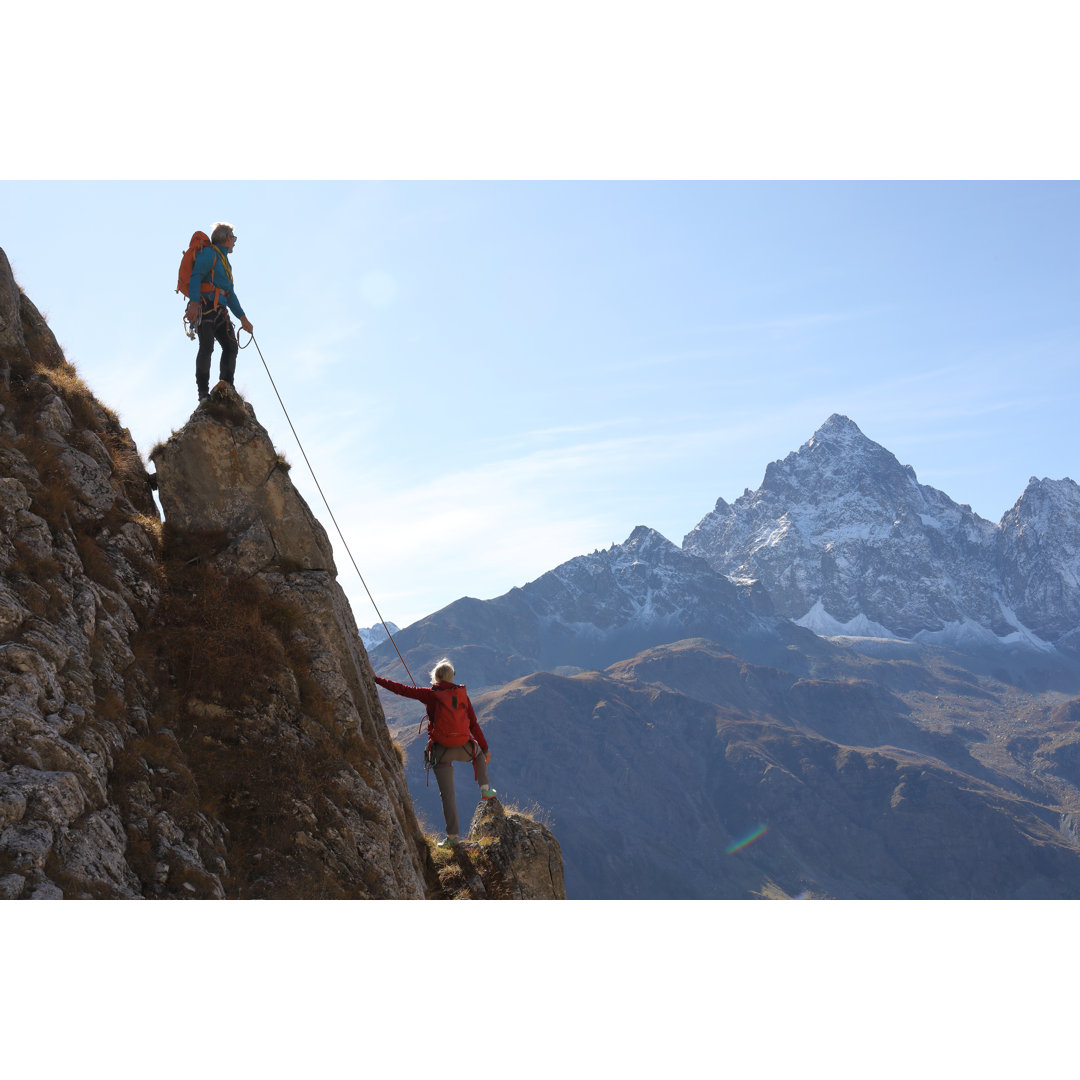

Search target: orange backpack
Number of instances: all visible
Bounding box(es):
[176,231,212,298]
[428,685,473,748]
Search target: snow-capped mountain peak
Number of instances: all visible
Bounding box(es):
[807,412,876,450]
[685,416,1078,651]
[359,621,400,651]
[997,476,1080,641]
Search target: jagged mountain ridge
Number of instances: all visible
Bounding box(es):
[359,621,399,651]
[684,413,1080,652]
[374,415,1080,725]
[370,523,827,723]
[998,476,1080,646]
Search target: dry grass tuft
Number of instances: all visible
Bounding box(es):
[501,799,555,828]
[40,360,99,430]
[131,513,163,545]
[390,733,406,765]
[16,436,73,529]
[10,539,64,583]
[73,528,121,591]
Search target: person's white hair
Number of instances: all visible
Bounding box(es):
[210,222,235,244]
[431,658,455,684]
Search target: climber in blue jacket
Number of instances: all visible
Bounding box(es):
[185,222,254,401]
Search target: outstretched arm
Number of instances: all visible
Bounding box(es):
[373,674,435,705]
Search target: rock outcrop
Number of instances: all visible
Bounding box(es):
[1,248,562,899]
[430,799,566,899]
[146,387,433,898]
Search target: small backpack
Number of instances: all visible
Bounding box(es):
[428,685,473,747]
[176,231,211,297]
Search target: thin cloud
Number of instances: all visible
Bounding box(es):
[608,308,886,373]
[689,308,885,336]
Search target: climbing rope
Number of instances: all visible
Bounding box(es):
[238,330,418,686]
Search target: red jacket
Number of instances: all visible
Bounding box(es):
[373,676,489,752]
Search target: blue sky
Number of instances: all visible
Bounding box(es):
[3,180,1078,627]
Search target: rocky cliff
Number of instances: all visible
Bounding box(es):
[0,248,563,899]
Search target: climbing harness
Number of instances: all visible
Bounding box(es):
[241,331,418,687]
[422,737,480,788]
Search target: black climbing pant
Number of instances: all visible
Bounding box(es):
[195,302,238,398]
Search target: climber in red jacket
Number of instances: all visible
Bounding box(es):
[373,658,497,848]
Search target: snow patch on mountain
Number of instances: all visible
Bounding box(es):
[914,617,1054,654]
[527,525,750,635]
[795,600,899,640]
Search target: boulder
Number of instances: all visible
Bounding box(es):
[461,799,566,899]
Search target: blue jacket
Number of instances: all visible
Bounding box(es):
[187,245,245,319]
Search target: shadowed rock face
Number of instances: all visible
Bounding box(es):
[0,249,23,376]
[148,387,434,898]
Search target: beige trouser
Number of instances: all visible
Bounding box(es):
[431,740,490,837]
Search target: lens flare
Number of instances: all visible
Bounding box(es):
[726,824,768,855]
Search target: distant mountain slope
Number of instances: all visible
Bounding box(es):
[371,525,821,716]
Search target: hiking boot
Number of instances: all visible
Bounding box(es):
[437,834,460,849]
[481,786,498,800]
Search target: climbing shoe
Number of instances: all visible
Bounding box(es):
[437,835,460,849]
[481,786,498,801]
